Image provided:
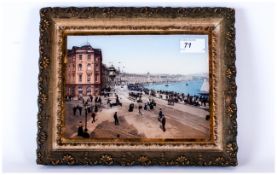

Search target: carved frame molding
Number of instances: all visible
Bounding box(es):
[37,7,237,166]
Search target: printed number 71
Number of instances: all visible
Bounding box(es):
[184,42,191,48]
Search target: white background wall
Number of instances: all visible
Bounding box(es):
[0,0,276,173]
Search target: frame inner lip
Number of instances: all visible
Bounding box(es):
[51,18,222,150]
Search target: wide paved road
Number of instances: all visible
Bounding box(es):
[64,85,210,140]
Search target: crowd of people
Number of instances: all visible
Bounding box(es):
[77,121,90,138]
[144,89,209,107]
[128,92,143,102]
[127,83,209,108]
[73,95,106,138]
[72,95,102,116]
[127,83,144,91]
[71,82,210,138]
[76,94,166,135]
[72,91,126,138]
[126,95,166,131]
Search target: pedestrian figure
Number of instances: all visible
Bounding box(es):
[77,121,84,136]
[99,97,102,105]
[149,103,154,110]
[114,112,119,125]
[82,128,90,138]
[116,95,120,104]
[79,106,82,116]
[161,116,166,132]
[94,105,98,113]
[107,98,111,106]
[128,103,134,112]
[73,106,77,116]
[91,112,96,123]
[158,108,163,121]
[85,108,88,117]
[87,105,91,113]
[144,103,148,110]
[84,100,88,106]
[91,104,94,113]
[138,104,143,115]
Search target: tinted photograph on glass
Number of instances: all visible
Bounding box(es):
[64,35,210,140]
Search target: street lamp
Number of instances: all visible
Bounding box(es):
[84,105,88,130]
[108,65,116,81]
[108,65,117,95]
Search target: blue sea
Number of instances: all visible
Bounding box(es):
[143,79,204,95]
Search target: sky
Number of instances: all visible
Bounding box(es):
[67,35,209,75]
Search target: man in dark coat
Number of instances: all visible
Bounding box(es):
[158,108,163,121]
[144,103,148,110]
[78,105,82,116]
[91,112,96,123]
[85,108,88,117]
[107,98,111,106]
[114,112,119,125]
[149,103,153,110]
[77,121,84,136]
[73,106,77,116]
[116,95,120,104]
[89,95,93,102]
[128,103,134,112]
[82,128,90,138]
[161,116,166,132]
[138,104,143,115]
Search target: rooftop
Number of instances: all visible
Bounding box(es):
[67,43,102,56]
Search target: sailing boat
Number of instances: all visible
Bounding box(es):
[165,80,169,86]
[200,78,209,95]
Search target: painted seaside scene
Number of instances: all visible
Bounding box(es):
[64,35,210,140]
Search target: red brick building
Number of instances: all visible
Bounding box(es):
[65,44,102,97]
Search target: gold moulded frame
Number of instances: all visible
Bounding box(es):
[37,7,237,166]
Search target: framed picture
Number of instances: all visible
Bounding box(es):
[37,7,237,166]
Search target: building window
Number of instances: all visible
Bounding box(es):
[87,75,91,82]
[86,87,91,95]
[88,54,91,60]
[72,64,75,70]
[87,63,91,70]
[79,54,82,60]
[71,87,75,95]
[79,74,82,82]
[96,66,100,72]
[95,74,99,82]
[78,86,82,94]
[78,64,82,71]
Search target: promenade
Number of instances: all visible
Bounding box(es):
[64,85,210,139]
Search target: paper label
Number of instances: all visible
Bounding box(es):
[180,38,206,53]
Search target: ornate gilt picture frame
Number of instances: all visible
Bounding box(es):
[37,7,237,166]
